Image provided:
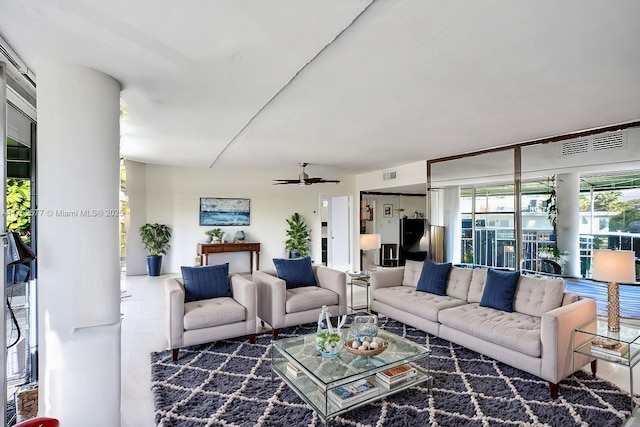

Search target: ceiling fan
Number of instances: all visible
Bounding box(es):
[273,163,340,185]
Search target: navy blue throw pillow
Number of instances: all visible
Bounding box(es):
[181,263,231,303]
[416,260,452,295]
[273,256,317,289]
[480,269,520,312]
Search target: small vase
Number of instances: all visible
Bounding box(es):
[205,235,213,243]
[316,329,344,358]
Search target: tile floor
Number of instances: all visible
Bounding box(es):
[120,274,640,427]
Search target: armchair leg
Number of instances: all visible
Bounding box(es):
[591,359,597,377]
[249,334,256,344]
[172,348,179,362]
[272,329,279,340]
[548,382,558,399]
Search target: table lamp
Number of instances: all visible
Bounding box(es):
[359,234,381,272]
[592,249,635,332]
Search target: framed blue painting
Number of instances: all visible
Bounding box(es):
[200,197,251,226]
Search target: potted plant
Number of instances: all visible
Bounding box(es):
[205,228,224,243]
[285,212,310,258]
[543,175,561,259]
[139,223,172,276]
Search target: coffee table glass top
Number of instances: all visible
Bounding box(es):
[273,328,429,387]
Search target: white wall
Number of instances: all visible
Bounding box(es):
[130,165,358,274]
[357,160,426,191]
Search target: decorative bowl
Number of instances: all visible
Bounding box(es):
[344,338,389,357]
[315,330,344,358]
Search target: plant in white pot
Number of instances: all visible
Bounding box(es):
[139,223,172,276]
[205,228,224,243]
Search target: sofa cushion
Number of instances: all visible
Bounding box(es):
[373,286,467,322]
[183,297,245,330]
[402,260,423,287]
[480,269,520,312]
[181,263,231,303]
[467,268,488,303]
[416,260,451,295]
[285,286,338,313]
[446,267,474,301]
[439,304,542,357]
[273,256,317,289]
[513,275,565,317]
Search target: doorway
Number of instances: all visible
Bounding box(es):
[321,195,352,272]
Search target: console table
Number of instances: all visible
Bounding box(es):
[197,242,260,273]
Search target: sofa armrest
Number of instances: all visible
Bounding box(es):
[540,298,596,383]
[165,277,186,349]
[370,268,405,291]
[253,270,286,329]
[230,273,257,334]
[315,266,347,315]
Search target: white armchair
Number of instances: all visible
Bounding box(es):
[253,265,347,339]
[165,273,257,361]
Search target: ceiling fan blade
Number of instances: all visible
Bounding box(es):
[273,179,302,185]
[273,163,340,185]
[306,177,341,184]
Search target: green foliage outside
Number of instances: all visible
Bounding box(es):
[609,199,640,233]
[579,189,639,232]
[6,179,31,242]
[580,190,622,212]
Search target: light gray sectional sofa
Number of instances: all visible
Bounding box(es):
[370,261,597,397]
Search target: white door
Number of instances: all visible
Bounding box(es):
[328,195,351,271]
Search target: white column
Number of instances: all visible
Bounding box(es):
[37,61,121,426]
[557,173,580,277]
[443,187,461,263]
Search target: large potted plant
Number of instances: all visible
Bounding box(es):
[285,212,310,258]
[139,223,172,276]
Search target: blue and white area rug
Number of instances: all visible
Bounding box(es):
[151,317,634,426]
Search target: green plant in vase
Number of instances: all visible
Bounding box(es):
[285,212,310,258]
[206,228,224,243]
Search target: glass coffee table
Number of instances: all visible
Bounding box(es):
[271,328,431,424]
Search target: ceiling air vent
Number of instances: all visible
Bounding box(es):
[383,171,397,180]
[592,132,626,152]
[561,138,589,156]
[560,131,627,156]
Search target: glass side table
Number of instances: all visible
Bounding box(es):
[573,319,640,414]
[348,273,370,311]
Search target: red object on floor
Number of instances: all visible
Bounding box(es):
[14,417,60,427]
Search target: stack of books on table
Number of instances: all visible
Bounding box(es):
[328,379,379,409]
[590,339,629,361]
[375,364,418,388]
[286,362,303,379]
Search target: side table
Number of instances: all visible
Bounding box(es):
[573,319,640,414]
[348,274,370,311]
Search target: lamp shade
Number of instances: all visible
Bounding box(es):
[359,234,381,250]
[592,250,635,283]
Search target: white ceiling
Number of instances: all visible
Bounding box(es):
[1,0,640,181]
